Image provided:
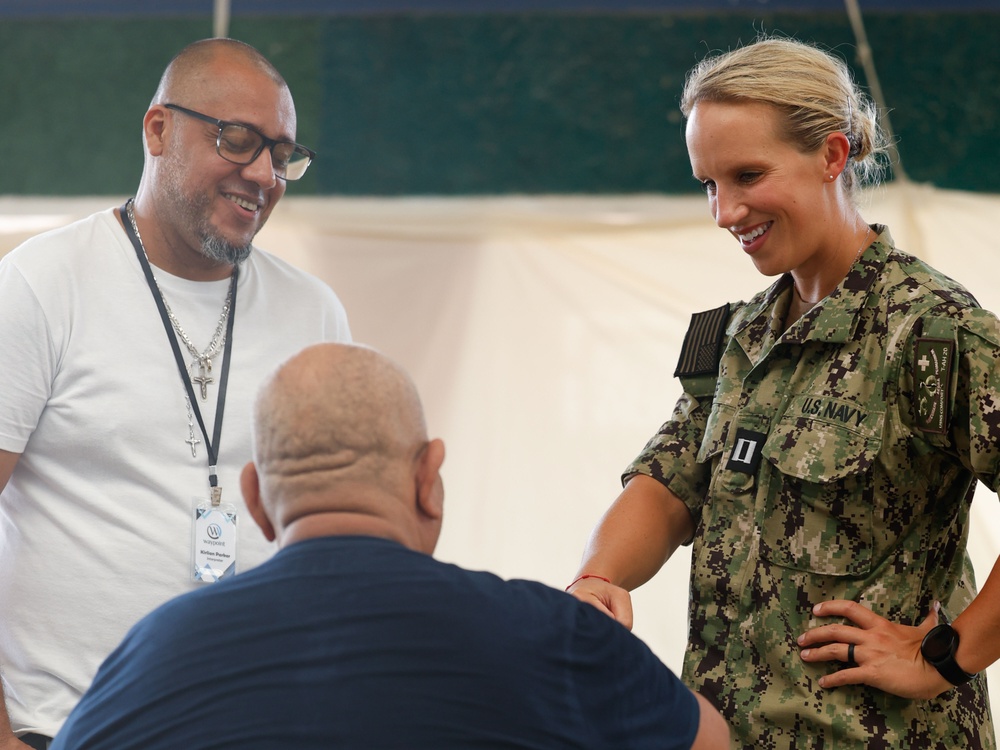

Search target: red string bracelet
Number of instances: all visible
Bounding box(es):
[565,574,611,592]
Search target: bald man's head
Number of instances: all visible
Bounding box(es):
[152,38,288,108]
[243,344,445,553]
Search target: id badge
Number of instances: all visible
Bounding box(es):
[192,498,238,583]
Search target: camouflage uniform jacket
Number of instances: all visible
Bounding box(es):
[626,227,998,749]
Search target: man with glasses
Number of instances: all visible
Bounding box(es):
[0,38,350,750]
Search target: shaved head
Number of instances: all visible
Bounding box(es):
[152,38,288,107]
[245,344,444,552]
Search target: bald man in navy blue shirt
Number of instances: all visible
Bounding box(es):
[53,343,730,750]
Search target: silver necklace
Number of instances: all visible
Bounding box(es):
[126,200,235,402]
[793,225,873,306]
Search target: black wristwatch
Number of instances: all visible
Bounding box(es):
[921,623,976,686]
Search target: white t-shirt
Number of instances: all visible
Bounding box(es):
[0,208,351,738]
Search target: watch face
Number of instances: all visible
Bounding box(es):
[923,624,957,662]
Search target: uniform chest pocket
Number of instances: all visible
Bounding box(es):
[758,402,883,578]
[698,401,769,498]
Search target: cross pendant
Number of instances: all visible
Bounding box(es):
[186,428,201,458]
[190,358,214,401]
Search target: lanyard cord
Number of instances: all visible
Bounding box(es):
[118,202,238,493]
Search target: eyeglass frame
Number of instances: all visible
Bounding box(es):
[163,103,316,181]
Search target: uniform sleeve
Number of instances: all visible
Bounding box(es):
[898,306,1000,494]
[623,304,735,521]
[0,257,57,452]
[623,390,715,520]
[570,602,700,750]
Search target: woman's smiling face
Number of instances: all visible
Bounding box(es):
[686,99,836,279]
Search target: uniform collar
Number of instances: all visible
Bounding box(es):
[734,225,892,360]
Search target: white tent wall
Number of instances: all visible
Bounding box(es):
[2,185,999,720]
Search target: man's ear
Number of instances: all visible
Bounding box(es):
[415,438,445,521]
[143,106,169,157]
[241,461,276,542]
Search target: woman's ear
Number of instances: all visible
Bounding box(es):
[822,131,852,181]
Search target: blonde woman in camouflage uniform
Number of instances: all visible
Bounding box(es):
[568,37,999,749]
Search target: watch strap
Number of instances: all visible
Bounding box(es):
[932,654,976,686]
[922,623,976,686]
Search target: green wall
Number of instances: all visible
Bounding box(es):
[1,11,997,195]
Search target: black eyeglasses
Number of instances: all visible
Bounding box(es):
[164,103,315,181]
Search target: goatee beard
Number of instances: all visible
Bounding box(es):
[201,234,252,266]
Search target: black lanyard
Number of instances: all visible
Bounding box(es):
[119,202,238,500]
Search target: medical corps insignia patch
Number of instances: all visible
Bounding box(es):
[914,337,954,433]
